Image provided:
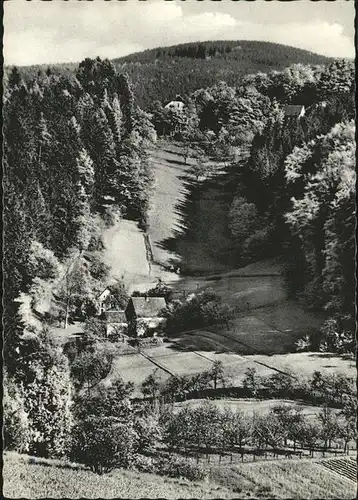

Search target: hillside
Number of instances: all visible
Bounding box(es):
[4,40,331,109]
[4,452,356,500]
[3,452,235,499]
[115,40,330,108]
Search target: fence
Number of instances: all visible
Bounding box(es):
[177,443,357,467]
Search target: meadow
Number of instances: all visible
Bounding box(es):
[209,459,357,499]
[4,452,355,500]
[109,338,355,397]
[174,397,331,419]
[2,452,235,500]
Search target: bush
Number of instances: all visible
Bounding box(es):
[24,360,74,459]
[132,453,156,473]
[163,290,233,334]
[137,337,164,348]
[71,416,137,474]
[154,456,207,481]
[3,380,30,453]
[134,410,162,453]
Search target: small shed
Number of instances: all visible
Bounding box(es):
[284,105,305,119]
[104,309,128,338]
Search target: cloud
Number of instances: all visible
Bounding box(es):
[258,21,354,59]
[3,1,354,66]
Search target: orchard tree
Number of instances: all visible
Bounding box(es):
[317,406,340,450]
[141,369,162,400]
[210,360,225,390]
[221,409,251,450]
[243,367,262,397]
[70,343,115,395]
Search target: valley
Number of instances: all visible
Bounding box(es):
[3,30,355,499]
[100,140,354,397]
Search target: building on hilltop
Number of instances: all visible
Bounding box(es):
[125,296,167,337]
[164,95,185,113]
[284,105,305,119]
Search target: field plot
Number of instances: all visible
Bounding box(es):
[109,352,170,390]
[248,352,356,378]
[102,219,149,286]
[148,142,236,274]
[318,457,357,483]
[198,276,286,309]
[174,318,299,356]
[102,217,180,293]
[149,351,213,376]
[174,398,328,418]
[210,459,356,499]
[176,299,326,356]
[208,257,284,278]
[254,300,325,337]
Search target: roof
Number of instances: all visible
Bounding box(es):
[284,105,305,116]
[128,297,167,318]
[165,100,185,107]
[97,288,111,301]
[104,310,127,323]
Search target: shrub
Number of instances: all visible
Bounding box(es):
[23,356,74,459]
[3,380,30,453]
[132,453,156,473]
[70,342,115,393]
[73,384,134,421]
[137,337,164,348]
[163,290,233,334]
[154,456,207,481]
[255,485,272,497]
[71,416,137,474]
[134,413,162,452]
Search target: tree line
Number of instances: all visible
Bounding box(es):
[3,58,156,467]
[4,41,330,110]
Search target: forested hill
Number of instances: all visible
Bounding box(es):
[4,41,331,109]
[114,41,331,107]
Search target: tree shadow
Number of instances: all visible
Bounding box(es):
[156,170,239,275]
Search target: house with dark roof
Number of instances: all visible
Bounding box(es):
[284,105,305,119]
[125,296,167,337]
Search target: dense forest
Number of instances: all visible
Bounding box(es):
[4,41,331,109]
[3,57,155,378]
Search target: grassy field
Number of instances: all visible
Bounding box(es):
[174,397,331,419]
[148,141,236,274]
[109,339,355,396]
[147,143,190,267]
[3,452,235,499]
[5,452,355,499]
[209,459,357,499]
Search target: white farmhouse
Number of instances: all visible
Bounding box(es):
[164,97,185,113]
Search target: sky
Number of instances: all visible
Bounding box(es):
[3,0,355,67]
